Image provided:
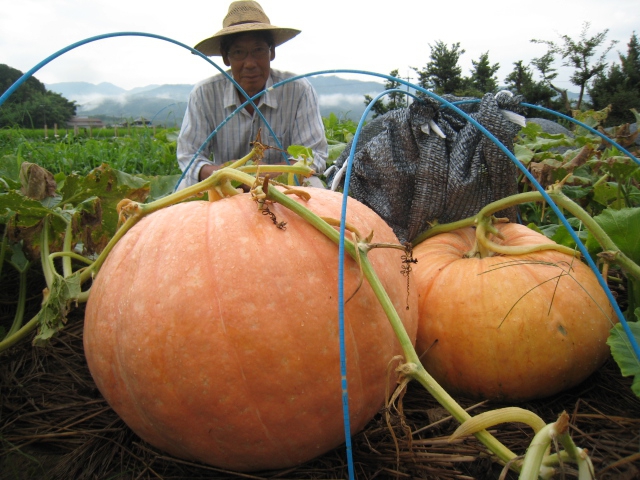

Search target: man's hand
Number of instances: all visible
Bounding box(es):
[198,164,218,181]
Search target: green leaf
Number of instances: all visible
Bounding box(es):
[592,182,620,207]
[0,190,53,228]
[597,152,640,180]
[607,310,640,397]
[9,241,29,271]
[587,207,640,264]
[328,143,347,162]
[0,154,22,189]
[562,184,592,200]
[287,145,313,159]
[520,135,573,152]
[532,223,559,239]
[147,174,182,201]
[514,144,535,164]
[551,225,587,249]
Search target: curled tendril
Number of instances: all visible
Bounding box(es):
[261,205,287,230]
[400,242,418,310]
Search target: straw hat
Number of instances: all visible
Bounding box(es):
[194,1,301,56]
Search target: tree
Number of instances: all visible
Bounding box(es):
[504,60,560,115]
[0,64,76,128]
[531,22,618,110]
[364,69,409,118]
[413,41,465,94]
[469,51,500,93]
[529,51,571,113]
[589,32,640,126]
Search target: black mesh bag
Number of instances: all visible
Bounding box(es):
[326,92,527,243]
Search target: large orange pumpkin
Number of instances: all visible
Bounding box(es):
[412,222,615,402]
[83,187,418,472]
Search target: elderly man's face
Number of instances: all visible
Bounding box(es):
[223,33,275,99]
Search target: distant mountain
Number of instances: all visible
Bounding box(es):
[48,81,127,96]
[45,76,385,126]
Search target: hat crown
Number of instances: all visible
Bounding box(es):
[223,1,270,28]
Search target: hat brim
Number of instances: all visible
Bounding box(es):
[194,24,301,56]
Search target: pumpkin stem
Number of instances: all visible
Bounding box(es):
[519,411,595,480]
[320,216,364,240]
[449,407,547,442]
[470,216,580,259]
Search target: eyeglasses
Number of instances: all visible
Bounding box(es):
[227,46,271,61]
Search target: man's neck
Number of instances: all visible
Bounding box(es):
[237,89,263,116]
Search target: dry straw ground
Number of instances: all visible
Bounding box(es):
[1,302,639,480]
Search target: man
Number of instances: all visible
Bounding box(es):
[177,1,328,189]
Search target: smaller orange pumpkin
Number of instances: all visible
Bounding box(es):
[412,222,616,402]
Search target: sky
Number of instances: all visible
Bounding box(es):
[1,0,638,93]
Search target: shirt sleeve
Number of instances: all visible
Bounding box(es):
[177,86,215,188]
[292,81,328,175]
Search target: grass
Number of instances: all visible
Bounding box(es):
[0,126,181,177]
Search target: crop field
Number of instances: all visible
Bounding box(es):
[1,109,640,479]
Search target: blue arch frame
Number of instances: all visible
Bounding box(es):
[2,32,639,480]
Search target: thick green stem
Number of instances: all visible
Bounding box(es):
[265,187,520,468]
[519,423,556,480]
[40,217,55,289]
[548,190,640,281]
[79,161,314,284]
[474,215,578,259]
[0,312,41,352]
[412,192,542,246]
[61,219,73,278]
[360,261,519,467]
[0,232,7,278]
[7,265,28,337]
[518,411,594,479]
[412,216,476,246]
[415,188,640,281]
[1,219,52,352]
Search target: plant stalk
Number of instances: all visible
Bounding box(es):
[265,186,520,468]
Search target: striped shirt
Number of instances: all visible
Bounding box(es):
[177,68,328,188]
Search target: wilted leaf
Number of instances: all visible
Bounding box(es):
[33,272,82,345]
[595,151,640,180]
[59,164,150,247]
[19,162,57,200]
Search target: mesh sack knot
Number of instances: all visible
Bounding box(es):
[327,92,527,243]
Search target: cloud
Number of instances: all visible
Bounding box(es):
[318,93,373,107]
[72,94,128,111]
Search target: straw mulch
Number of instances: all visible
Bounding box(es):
[1,303,639,480]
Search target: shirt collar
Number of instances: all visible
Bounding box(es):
[223,72,278,111]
